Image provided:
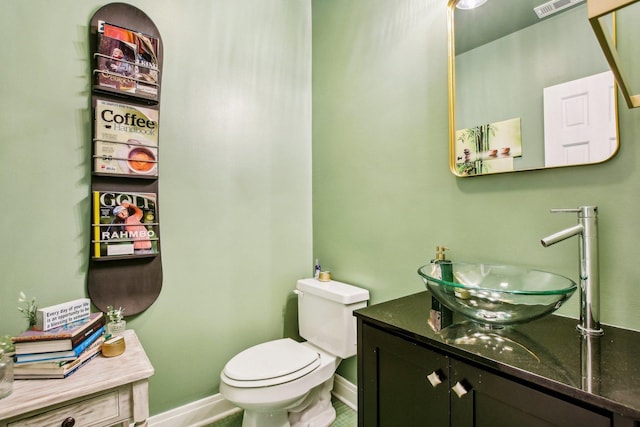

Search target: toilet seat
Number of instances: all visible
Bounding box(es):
[222,338,320,388]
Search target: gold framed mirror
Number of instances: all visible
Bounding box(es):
[448,0,620,177]
[589,0,640,108]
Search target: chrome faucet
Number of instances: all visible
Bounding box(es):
[541,206,603,336]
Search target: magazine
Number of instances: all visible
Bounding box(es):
[92,191,159,259]
[94,32,137,94]
[94,21,160,97]
[94,99,159,177]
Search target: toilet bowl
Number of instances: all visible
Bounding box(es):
[220,278,369,427]
[220,339,339,427]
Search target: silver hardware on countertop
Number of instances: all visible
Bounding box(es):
[541,206,603,336]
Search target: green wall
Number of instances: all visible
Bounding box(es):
[313,0,640,384]
[0,0,311,415]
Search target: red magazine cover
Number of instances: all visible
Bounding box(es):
[94,22,159,97]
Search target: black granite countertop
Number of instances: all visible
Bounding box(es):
[354,291,640,420]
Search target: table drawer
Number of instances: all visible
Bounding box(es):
[8,389,127,427]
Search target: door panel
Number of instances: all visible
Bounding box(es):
[360,324,449,427]
[543,71,616,167]
[450,359,611,427]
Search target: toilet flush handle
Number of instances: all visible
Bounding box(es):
[293,290,303,299]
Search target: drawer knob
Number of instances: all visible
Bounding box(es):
[61,417,76,427]
[452,381,470,398]
[426,370,444,387]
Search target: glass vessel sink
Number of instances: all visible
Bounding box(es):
[417,262,577,327]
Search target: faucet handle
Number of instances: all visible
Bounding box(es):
[550,206,597,218]
[550,208,581,213]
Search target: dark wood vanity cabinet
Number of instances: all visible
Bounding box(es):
[358,322,612,427]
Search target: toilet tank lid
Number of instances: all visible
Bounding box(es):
[296,278,370,304]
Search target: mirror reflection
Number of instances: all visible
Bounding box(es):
[589,0,640,108]
[449,0,620,177]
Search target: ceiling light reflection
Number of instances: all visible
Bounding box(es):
[456,0,489,10]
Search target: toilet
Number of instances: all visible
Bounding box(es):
[220,278,370,427]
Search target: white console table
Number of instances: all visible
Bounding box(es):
[0,330,154,427]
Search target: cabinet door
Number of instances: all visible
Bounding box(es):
[450,359,611,427]
[359,323,449,427]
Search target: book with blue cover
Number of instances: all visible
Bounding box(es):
[13,336,106,379]
[13,312,105,354]
[14,326,105,364]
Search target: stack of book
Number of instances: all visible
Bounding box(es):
[12,312,106,379]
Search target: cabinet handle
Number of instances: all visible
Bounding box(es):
[61,417,76,427]
[426,370,443,387]
[452,381,470,398]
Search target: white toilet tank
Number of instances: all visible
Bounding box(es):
[296,278,370,359]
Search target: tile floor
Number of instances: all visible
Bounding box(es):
[208,398,356,427]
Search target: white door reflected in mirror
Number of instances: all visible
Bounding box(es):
[543,71,617,167]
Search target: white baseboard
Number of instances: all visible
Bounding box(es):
[332,374,358,411]
[148,393,241,427]
[147,374,356,426]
